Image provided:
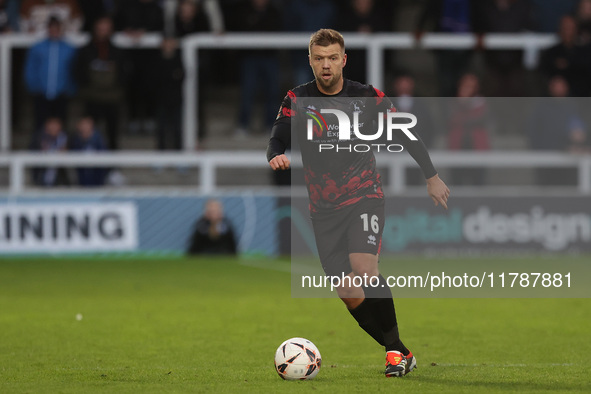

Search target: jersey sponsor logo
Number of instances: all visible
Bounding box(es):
[306,106,328,138]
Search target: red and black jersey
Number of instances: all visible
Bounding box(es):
[267,79,436,214]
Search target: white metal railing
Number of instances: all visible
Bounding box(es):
[0,32,558,152]
[179,32,557,151]
[0,151,589,195]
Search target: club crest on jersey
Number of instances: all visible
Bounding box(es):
[349,99,365,114]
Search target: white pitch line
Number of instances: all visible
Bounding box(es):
[324,363,575,369]
[238,259,292,273]
[432,363,574,367]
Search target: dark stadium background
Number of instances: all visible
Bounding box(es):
[1,0,590,256]
[0,1,590,392]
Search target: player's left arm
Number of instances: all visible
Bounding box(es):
[399,133,450,210]
[426,174,450,210]
[373,87,450,209]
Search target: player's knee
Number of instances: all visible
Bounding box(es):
[341,297,364,309]
[349,253,379,278]
[335,283,364,300]
[351,266,380,279]
[362,274,392,299]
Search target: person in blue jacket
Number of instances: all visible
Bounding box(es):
[24,15,77,131]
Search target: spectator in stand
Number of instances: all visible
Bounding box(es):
[283,0,337,85]
[75,15,129,150]
[68,115,108,186]
[390,73,437,185]
[447,73,492,185]
[390,73,436,148]
[174,0,224,36]
[576,0,591,45]
[416,0,479,97]
[338,0,389,34]
[79,0,117,33]
[528,76,587,185]
[283,0,336,33]
[475,0,533,97]
[29,116,70,187]
[337,0,390,83]
[231,0,281,138]
[528,76,586,151]
[529,0,578,32]
[20,0,82,34]
[155,37,185,150]
[115,0,164,136]
[175,0,209,35]
[0,0,11,32]
[174,0,224,143]
[187,199,238,255]
[541,15,591,96]
[114,0,163,33]
[24,16,77,132]
[1,0,21,32]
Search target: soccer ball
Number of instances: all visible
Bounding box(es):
[274,337,322,380]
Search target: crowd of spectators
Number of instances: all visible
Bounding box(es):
[0,0,590,187]
[29,114,108,187]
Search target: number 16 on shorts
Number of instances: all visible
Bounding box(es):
[349,198,384,254]
[360,213,380,233]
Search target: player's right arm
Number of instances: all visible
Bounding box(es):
[269,152,290,170]
[267,91,294,171]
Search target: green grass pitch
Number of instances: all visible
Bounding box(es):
[0,256,589,393]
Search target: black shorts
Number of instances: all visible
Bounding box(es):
[311,197,385,277]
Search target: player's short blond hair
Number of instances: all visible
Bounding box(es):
[308,29,345,54]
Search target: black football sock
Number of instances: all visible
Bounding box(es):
[363,275,409,356]
[348,298,385,346]
[371,298,409,355]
